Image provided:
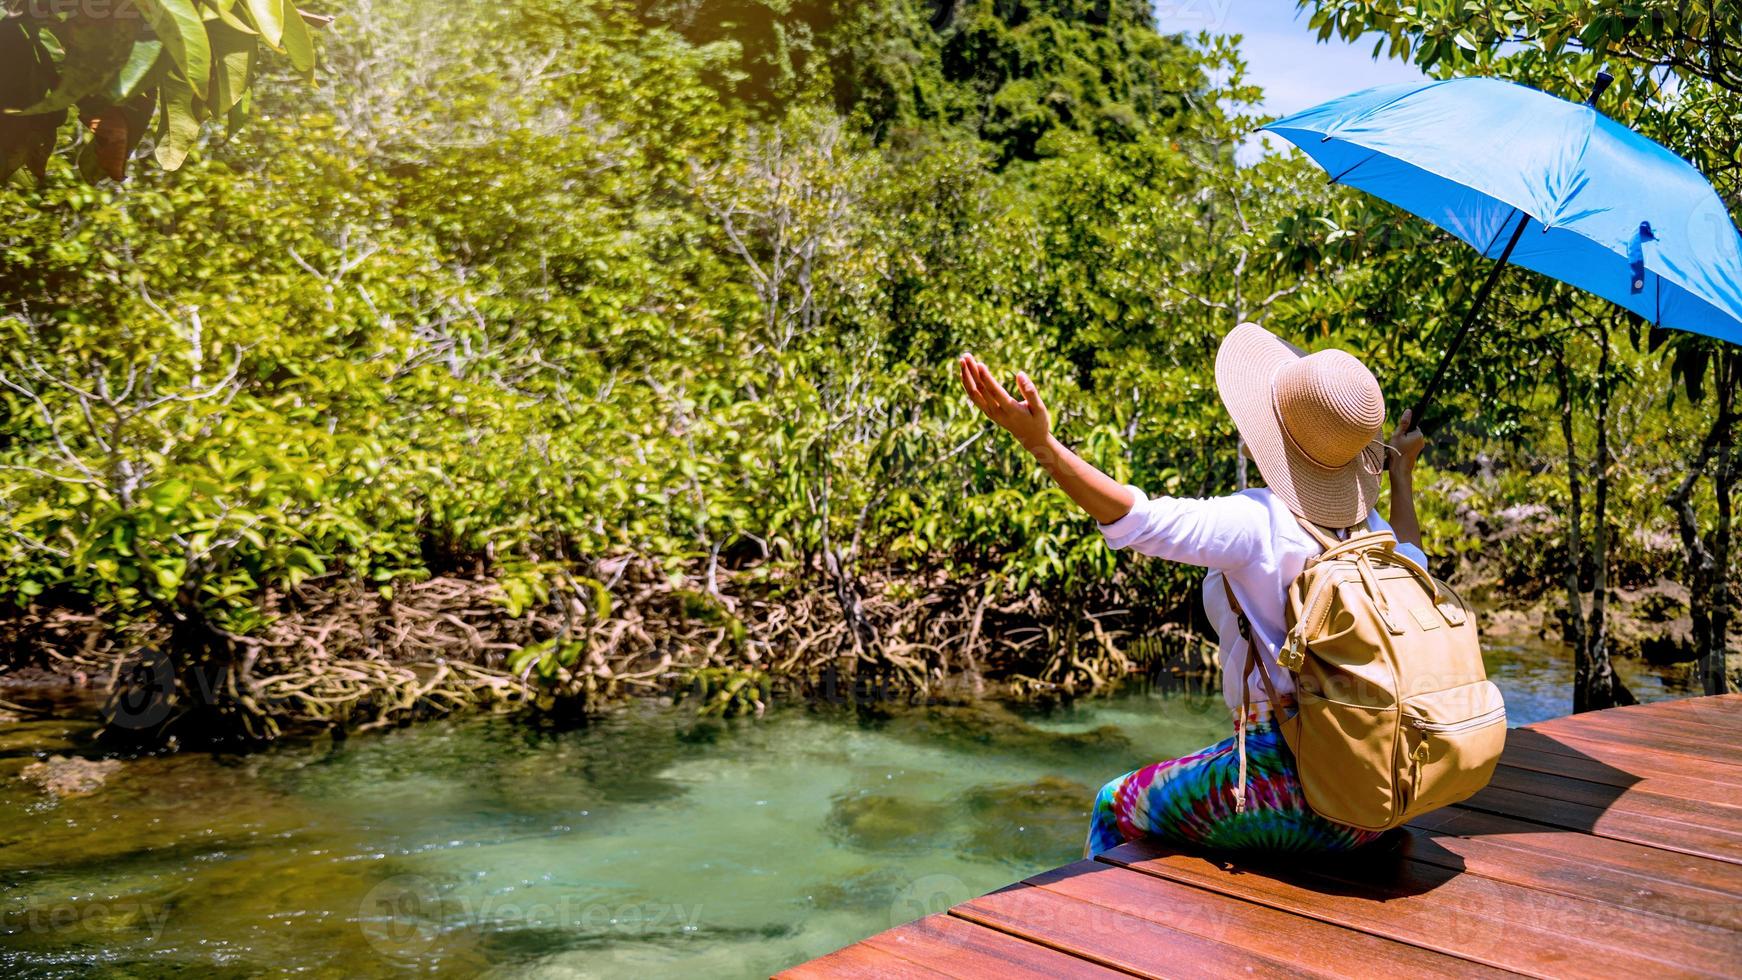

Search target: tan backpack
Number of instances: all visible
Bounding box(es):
[1228,518,1505,832]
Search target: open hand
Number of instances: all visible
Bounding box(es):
[959,353,1051,452]
[1389,409,1427,474]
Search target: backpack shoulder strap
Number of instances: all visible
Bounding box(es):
[1294,515,1341,551]
[1221,573,1288,815]
[1220,576,1286,708]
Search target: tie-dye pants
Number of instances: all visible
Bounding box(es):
[1085,702,1384,858]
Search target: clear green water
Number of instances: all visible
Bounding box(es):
[0,645,1698,979]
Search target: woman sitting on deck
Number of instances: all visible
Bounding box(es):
[958,322,1428,856]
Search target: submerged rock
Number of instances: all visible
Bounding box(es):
[803,865,929,913]
[825,791,950,852]
[21,755,122,799]
[958,775,1092,865]
[0,718,92,759]
[901,702,1132,764]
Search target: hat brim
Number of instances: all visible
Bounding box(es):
[1215,322,1381,529]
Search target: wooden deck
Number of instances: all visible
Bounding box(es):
[783,694,1742,979]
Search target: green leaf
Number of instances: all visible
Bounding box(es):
[137,0,212,101]
[153,70,202,169]
[574,575,612,618]
[278,0,315,77]
[226,89,250,138]
[244,0,286,48]
[144,478,191,514]
[208,0,258,35]
[14,16,140,114]
[209,23,255,114]
[101,39,165,103]
[76,135,105,181]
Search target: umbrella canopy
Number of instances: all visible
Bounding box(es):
[1265,76,1742,417]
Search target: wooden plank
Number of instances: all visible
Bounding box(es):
[1294,845,1742,973]
[779,941,956,979]
[1546,708,1741,747]
[1487,763,1742,833]
[1628,705,1740,737]
[1001,860,1518,979]
[861,914,1129,979]
[1575,698,1742,736]
[1400,824,1742,931]
[1497,743,1742,808]
[1408,805,1742,900]
[1653,695,1742,726]
[1457,783,1742,865]
[953,879,1303,978]
[1503,727,1742,787]
[1101,839,1737,977]
[1528,711,1742,767]
[1557,699,1742,734]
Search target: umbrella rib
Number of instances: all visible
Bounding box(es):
[1326,150,1379,185]
[1478,207,1520,259]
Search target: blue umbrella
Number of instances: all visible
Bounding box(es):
[1264,74,1742,423]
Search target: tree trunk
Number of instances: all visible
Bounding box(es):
[1669,403,1723,693]
[1708,351,1737,695]
[1577,321,1633,712]
[1667,347,1736,697]
[1554,350,1588,683]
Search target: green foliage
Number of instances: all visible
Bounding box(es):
[0,0,1736,714]
[1301,0,1739,97]
[642,0,1211,163]
[0,0,324,185]
[678,666,771,717]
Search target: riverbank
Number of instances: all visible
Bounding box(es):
[7,466,1739,751]
[2,544,1733,752]
[0,551,1226,748]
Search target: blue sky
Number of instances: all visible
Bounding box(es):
[1153,0,1430,159]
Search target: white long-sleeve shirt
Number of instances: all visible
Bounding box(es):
[1098,486,1429,714]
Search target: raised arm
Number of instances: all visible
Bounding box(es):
[1386,409,1428,552]
[958,354,1134,525]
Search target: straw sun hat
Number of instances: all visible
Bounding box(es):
[1215,322,1389,529]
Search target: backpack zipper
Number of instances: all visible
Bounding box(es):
[1284,573,1339,665]
[1412,705,1506,736]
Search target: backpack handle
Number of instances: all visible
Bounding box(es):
[1317,529,1399,563]
[1295,516,1394,557]
[1295,517,1460,634]
[1298,515,1444,605]
[1385,547,1467,626]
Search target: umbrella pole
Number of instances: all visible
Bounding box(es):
[1408,213,1532,427]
